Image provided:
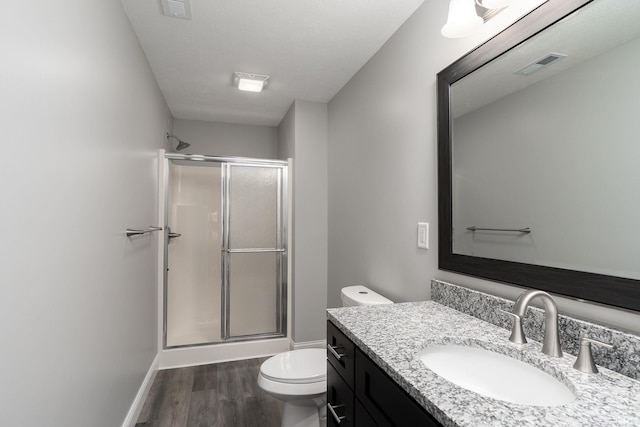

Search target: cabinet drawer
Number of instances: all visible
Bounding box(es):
[355,348,442,427]
[327,321,355,388]
[327,362,355,427]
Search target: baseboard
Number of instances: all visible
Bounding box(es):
[122,355,159,427]
[291,339,326,350]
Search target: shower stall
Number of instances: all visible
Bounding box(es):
[159,151,288,357]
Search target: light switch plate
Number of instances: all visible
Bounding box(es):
[418,222,429,249]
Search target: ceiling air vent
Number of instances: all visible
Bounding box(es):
[160,0,192,20]
[515,53,567,76]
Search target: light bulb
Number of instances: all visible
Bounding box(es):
[442,0,484,38]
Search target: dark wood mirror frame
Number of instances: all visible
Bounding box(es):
[437,0,640,312]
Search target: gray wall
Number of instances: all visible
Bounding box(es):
[327,2,640,332]
[278,101,328,344]
[453,36,640,279]
[0,1,172,426]
[277,105,295,160]
[173,119,278,158]
[278,105,296,341]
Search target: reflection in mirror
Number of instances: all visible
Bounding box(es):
[452,0,640,279]
[438,0,640,311]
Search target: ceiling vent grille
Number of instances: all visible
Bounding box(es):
[160,0,191,20]
[515,53,567,76]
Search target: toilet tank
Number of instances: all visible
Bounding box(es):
[341,285,393,307]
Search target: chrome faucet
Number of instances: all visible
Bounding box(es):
[504,290,563,358]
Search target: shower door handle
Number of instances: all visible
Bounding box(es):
[167,227,181,240]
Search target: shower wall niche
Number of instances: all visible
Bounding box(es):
[163,154,287,348]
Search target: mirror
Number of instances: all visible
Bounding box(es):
[438,0,640,311]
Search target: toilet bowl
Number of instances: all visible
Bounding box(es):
[258,349,327,427]
[258,286,392,427]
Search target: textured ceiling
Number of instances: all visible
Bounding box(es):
[120,0,424,126]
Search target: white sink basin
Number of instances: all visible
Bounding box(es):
[418,345,575,406]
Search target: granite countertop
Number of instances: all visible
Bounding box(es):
[327,301,640,427]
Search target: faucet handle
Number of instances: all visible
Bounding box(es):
[497,308,527,344]
[573,336,613,374]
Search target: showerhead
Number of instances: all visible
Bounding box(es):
[166,133,191,151]
[175,139,190,151]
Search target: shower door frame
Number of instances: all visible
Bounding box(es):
[162,153,288,350]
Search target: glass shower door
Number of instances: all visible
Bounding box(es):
[165,162,223,347]
[222,164,286,339]
[163,155,287,348]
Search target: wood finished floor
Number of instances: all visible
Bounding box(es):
[136,357,284,427]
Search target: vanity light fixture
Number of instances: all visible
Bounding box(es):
[441,0,484,38]
[233,72,270,93]
[442,0,534,38]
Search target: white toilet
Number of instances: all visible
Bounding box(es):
[258,285,393,427]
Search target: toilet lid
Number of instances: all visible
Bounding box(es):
[260,349,326,384]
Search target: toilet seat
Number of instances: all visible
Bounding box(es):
[260,349,326,384]
[258,349,327,398]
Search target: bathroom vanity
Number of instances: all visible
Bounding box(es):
[327,321,441,426]
[326,282,640,426]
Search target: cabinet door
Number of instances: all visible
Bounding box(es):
[327,362,355,426]
[355,400,379,427]
[327,321,356,388]
[355,349,442,427]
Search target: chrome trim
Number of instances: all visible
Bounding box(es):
[222,163,231,340]
[280,165,288,337]
[165,152,287,166]
[276,167,283,335]
[162,156,170,348]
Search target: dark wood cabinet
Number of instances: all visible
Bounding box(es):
[355,347,442,427]
[327,320,356,426]
[327,321,443,427]
[327,320,355,387]
[327,362,355,426]
[354,400,378,427]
